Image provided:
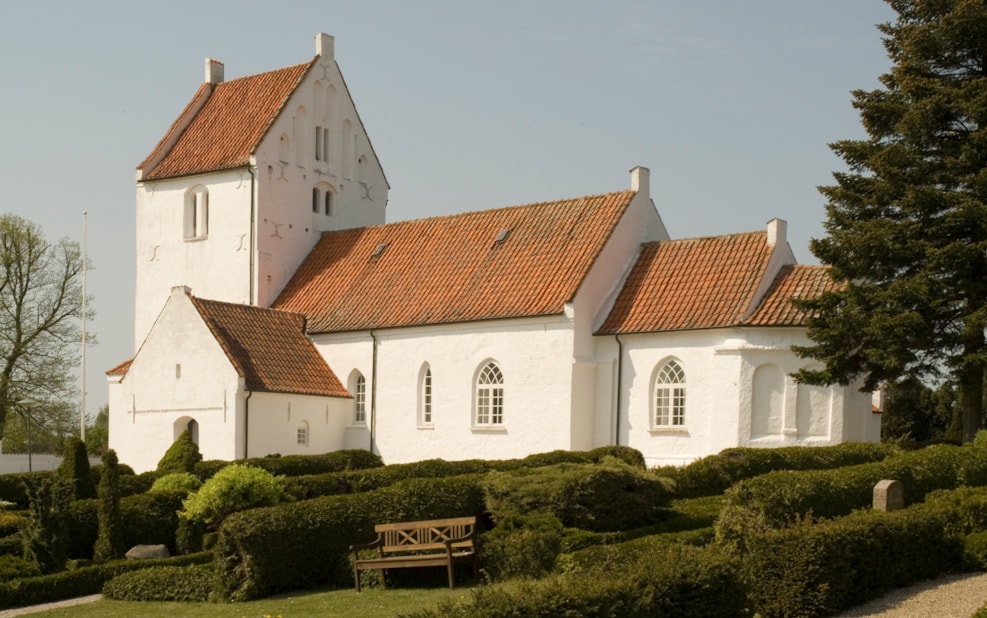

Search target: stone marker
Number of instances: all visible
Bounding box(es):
[125,544,170,560]
[873,479,904,512]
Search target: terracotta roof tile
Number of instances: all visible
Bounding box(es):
[139,62,313,180]
[190,296,349,397]
[743,264,838,326]
[597,232,775,335]
[106,358,133,376]
[273,191,636,332]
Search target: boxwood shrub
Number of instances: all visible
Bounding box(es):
[195,449,384,481]
[405,543,746,618]
[656,442,901,498]
[717,442,987,542]
[102,563,214,602]
[66,490,187,560]
[214,473,485,600]
[483,461,671,532]
[0,551,212,609]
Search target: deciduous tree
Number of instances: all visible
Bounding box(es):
[795,0,987,441]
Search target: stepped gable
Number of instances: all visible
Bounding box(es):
[597,231,775,335]
[274,190,636,333]
[190,296,349,398]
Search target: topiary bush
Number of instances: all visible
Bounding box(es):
[194,449,384,481]
[57,438,97,500]
[21,475,73,574]
[483,461,671,532]
[0,554,40,582]
[102,563,214,601]
[480,514,564,581]
[94,449,124,562]
[150,473,202,493]
[180,464,285,529]
[66,491,187,560]
[156,430,202,475]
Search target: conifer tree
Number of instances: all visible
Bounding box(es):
[94,449,124,562]
[795,0,987,441]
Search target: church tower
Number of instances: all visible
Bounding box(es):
[133,33,388,349]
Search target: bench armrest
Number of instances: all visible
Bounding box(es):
[349,537,383,552]
[444,529,477,552]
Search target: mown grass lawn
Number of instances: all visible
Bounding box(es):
[26,585,469,618]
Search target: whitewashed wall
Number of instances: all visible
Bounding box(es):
[311,315,579,464]
[246,391,351,458]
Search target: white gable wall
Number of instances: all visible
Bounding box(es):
[110,289,245,472]
[311,315,578,464]
[246,391,352,458]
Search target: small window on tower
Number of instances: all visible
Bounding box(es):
[324,191,332,216]
[312,188,319,213]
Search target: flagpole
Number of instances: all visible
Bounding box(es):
[81,210,87,442]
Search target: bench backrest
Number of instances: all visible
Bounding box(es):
[376,516,477,553]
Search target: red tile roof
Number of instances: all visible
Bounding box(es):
[139,62,313,180]
[106,358,133,376]
[273,191,636,333]
[190,296,349,397]
[597,232,775,335]
[743,265,838,326]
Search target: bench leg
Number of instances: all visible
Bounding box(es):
[380,568,387,589]
[447,562,456,589]
[353,565,361,592]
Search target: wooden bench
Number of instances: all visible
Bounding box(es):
[349,516,478,591]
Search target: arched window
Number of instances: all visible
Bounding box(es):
[353,373,367,424]
[653,360,686,427]
[324,190,333,216]
[184,186,208,239]
[475,361,504,426]
[419,365,433,427]
[312,187,320,213]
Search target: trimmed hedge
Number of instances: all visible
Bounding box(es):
[656,442,901,498]
[483,461,671,532]
[66,491,187,560]
[405,544,747,618]
[214,474,485,600]
[195,448,384,480]
[743,504,963,617]
[0,551,212,609]
[102,563,214,602]
[716,442,987,541]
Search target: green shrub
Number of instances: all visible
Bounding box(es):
[743,505,961,618]
[156,430,202,475]
[194,449,384,481]
[0,551,212,609]
[0,536,21,557]
[0,512,26,538]
[406,543,746,618]
[0,554,40,582]
[57,438,97,500]
[964,530,987,569]
[0,472,54,509]
[102,563,214,601]
[483,461,671,532]
[480,514,564,581]
[94,449,124,562]
[657,442,901,498]
[181,464,285,528]
[150,473,202,493]
[66,491,187,560]
[214,474,484,600]
[22,475,73,574]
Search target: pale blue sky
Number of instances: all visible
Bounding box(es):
[0,1,896,412]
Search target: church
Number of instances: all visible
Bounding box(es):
[107,34,881,473]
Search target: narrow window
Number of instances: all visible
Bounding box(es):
[475,362,504,426]
[324,191,332,216]
[312,187,320,213]
[419,365,433,427]
[322,128,330,163]
[184,187,208,239]
[297,423,309,446]
[354,373,366,424]
[654,360,686,427]
[315,126,323,161]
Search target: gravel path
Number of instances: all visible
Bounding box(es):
[0,594,102,617]
[835,572,987,617]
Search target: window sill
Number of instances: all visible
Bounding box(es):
[649,427,689,436]
[184,236,208,242]
[417,425,435,431]
[471,425,507,434]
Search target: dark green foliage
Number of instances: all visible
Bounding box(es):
[963,530,987,569]
[94,449,123,562]
[880,377,956,444]
[656,442,901,498]
[405,544,747,618]
[0,554,39,582]
[84,405,109,456]
[0,536,21,557]
[156,430,202,475]
[21,475,72,574]
[0,512,25,538]
[743,506,962,617]
[793,0,987,442]
[214,474,484,600]
[483,461,671,532]
[716,441,987,542]
[194,448,383,480]
[66,491,187,560]
[0,551,211,609]
[0,471,54,509]
[175,515,207,555]
[102,563,214,602]
[57,438,96,500]
[480,514,564,581]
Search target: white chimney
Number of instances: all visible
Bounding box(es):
[630,166,650,198]
[767,218,787,247]
[316,33,334,60]
[205,58,224,84]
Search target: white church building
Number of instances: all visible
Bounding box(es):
[107,34,880,473]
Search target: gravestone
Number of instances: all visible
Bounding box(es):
[873,479,904,512]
